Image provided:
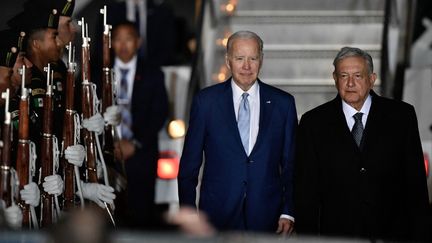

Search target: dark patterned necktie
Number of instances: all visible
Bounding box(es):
[352,112,364,147]
[119,68,129,99]
[119,68,133,139]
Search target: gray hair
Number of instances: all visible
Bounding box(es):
[226,30,263,57]
[333,46,374,74]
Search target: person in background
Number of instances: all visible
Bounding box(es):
[111,21,168,229]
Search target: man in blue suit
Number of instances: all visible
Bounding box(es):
[178,31,297,234]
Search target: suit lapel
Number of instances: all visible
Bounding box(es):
[219,79,245,153]
[130,60,144,109]
[250,81,274,156]
[360,91,381,153]
[328,96,362,153]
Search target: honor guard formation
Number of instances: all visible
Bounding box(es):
[0,0,170,231]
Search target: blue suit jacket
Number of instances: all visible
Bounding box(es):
[179,79,297,231]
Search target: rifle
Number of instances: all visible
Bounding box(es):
[15,66,31,227]
[100,5,127,193]
[40,64,54,227]
[79,17,116,226]
[62,42,78,211]
[100,5,115,160]
[79,18,99,184]
[0,89,12,207]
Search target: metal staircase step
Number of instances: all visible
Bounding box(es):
[234,10,384,23]
[236,0,385,11]
[230,23,383,45]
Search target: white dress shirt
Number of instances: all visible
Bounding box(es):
[114,55,137,101]
[342,94,372,131]
[231,79,294,223]
[232,80,260,155]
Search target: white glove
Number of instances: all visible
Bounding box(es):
[82,113,104,134]
[104,105,121,126]
[79,182,116,208]
[42,174,64,196]
[4,205,22,229]
[20,182,40,207]
[64,145,85,167]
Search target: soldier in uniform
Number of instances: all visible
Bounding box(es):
[0,29,31,101]
[0,28,34,229]
[7,4,65,221]
[23,0,87,171]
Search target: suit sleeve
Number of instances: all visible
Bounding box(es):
[294,114,321,234]
[281,96,298,216]
[178,93,206,208]
[403,105,431,241]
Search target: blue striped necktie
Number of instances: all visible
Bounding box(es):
[238,93,250,154]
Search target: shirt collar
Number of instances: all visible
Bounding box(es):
[114,55,137,70]
[342,94,372,119]
[231,78,259,101]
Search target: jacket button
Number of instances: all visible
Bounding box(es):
[360,168,366,173]
[248,160,254,163]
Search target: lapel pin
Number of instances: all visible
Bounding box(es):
[266,100,271,104]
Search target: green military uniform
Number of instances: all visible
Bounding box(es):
[0,29,27,169]
[28,0,76,138]
[0,28,26,111]
[8,3,60,178]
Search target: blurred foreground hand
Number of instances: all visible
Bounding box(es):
[166,206,216,237]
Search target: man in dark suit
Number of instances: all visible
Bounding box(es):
[178,31,297,234]
[111,21,168,228]
[294,46,430,241]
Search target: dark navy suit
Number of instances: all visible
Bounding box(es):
[125,59,168,228]
[179,78,297,231]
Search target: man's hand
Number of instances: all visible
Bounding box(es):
[276,218,294,237]
[114,139,136,161]
[166,206,216,237]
